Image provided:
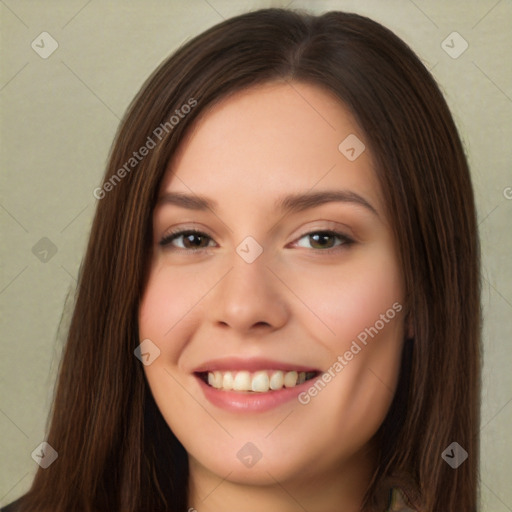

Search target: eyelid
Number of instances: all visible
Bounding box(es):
[292,220,356,241]
[158,220,217,241]
[287,229,355,254]
[158,227,216,250]
[158,224,355,254]
[292,229,354,244]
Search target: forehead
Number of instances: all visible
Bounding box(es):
[160,81,383,215]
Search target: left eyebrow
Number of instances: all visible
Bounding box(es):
[275,190,379,217]
[157,189,378,217]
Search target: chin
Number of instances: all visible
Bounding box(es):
[189,445,316,486]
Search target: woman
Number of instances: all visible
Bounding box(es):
[3,7,480,512]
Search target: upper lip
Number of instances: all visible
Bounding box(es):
[193,357,320,374]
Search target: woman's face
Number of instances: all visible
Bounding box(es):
[139,82,406,494]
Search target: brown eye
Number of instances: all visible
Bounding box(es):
[159,230,214,250]
[295,231,354,251]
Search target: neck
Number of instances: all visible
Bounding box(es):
[187,445,376,512]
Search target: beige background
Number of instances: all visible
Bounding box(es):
[1,0,511,509]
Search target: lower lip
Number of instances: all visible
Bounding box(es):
[195,375,314,412]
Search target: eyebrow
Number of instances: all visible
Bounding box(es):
[157,190,378,217]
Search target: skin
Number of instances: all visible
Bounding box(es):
[138,81,407,512]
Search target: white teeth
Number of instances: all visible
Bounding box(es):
[208,371,222,389]
[283,370,298,388]
[205,370,312,392]
[233,371,251,391]
[269,371,284,390]
[251,371,270,392]
[222,371,234,390]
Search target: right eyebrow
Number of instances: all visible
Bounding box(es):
[157,192,216,211]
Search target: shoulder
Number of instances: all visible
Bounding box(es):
[1,496,24,512]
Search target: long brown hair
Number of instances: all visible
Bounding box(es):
[17,8,480,511]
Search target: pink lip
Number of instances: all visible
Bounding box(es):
[195,374,316,412]
[192,357,321,413]
[193,357,319,373]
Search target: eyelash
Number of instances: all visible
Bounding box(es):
[158,228,355,254]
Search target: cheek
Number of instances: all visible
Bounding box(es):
[290,244,405,427]
[138,266,202,427]
[289,245,404,350]
[138,265,205,361]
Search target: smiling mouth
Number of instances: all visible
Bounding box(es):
[196,370,320,393]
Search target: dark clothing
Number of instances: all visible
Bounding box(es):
[1,496,23,512]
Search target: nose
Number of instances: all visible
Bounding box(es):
[206,252,289,336]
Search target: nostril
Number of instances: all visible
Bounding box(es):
[253,321,271,328]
